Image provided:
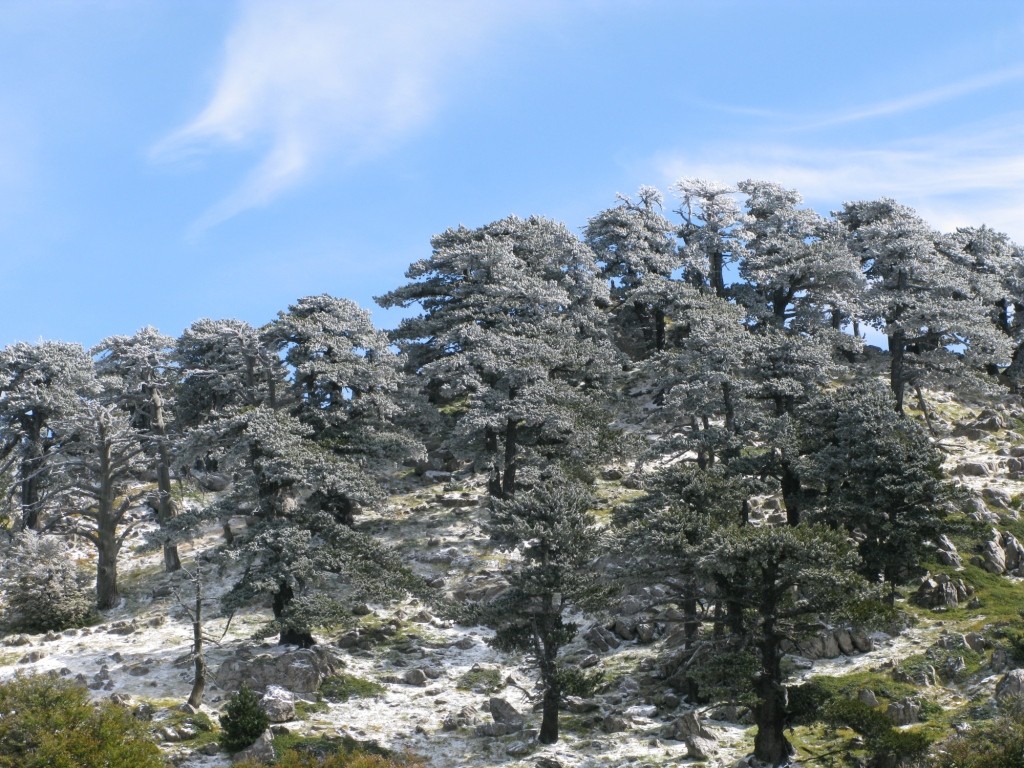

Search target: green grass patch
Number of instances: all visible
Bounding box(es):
[944,562,1024,628]
[455,665,504,694]
[295,699,329,718]
[267,732,395,761]
[789,722,865,767]
[318,673,386,703]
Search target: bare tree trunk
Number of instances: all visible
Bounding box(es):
[187,571,207,708]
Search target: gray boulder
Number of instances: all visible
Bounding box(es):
[995,669,1024,703]
[935,534,962,568]
[489,697,525,728]
[442,705,480,731]
[660,711,716,760]
[260,685,296,723]
[218,646,342,694]
[887,698,921,726]
[231,730,275,764]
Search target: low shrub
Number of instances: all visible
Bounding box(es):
[220,685,269,753]
[0,673,165,768]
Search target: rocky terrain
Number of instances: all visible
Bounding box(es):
[3,383,1024,768]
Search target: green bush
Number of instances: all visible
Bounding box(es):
[824,698,931,766]
[0,673,165,768]
[934,711,1024,768]
[556,665,605,698]
[220,685,269,753]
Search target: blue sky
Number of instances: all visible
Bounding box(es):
[3,0,1024,348]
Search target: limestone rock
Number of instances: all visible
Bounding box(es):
[887,698,921,726]
[217,646,343,694]
[858,689,879,707]
[995,669,1024,702]
[583,624,621,653]
[661,711,716,759]
[442,705,480,731]
[955,461,991,477]
[488,697,525,728]
[402,668,428,687]
[195,471,231,492]
[231,730,275,764]
[913,573,970,609]
[601,714,629,733]
[935,534,962,568]
[260,685,296,723]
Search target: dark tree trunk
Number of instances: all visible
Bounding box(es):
[485,426,502,497]
[539,679,560,744]
[149,387,181,572]
[753,671,791,765]
[754,602,791,765]
[682,587,700,648]
[1008,341,1024,394]
[711,250,727,299]
[722,381,736,434]
[888,331,907,412]
[96,533,120,610]
[654,308,666,352]
[780,461,800,527]
[501,417,519,498]
[273,581,315,648]
[20,453,43,530]
[156,445,181,572]
[19,413,45,530]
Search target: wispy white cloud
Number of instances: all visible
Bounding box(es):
[153,0,528,234]
[654,118,1024,241]
[797,65,1024,130]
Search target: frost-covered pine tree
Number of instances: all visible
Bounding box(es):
[641,286,750,469]
[175,318,284,428]
[0,342,97,530]
[45,401,151,609]
[265,294,421,488]
[837,199,1011,411]
[379,215,618,497]
[586,186,680,359]
[480,480,603,744]
[209,406,419,646]
[946,225,1024,387]
[0,532,93,632]
[93,326,183,571]
[672,178,746,298]
[734,179,863,337]
[182,300,423,646]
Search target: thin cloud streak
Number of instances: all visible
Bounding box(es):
[797,65,1024,130]
[655,121,1024,241]
[152,0,525,235]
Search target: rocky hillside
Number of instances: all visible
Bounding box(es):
[2,383,1024,768]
